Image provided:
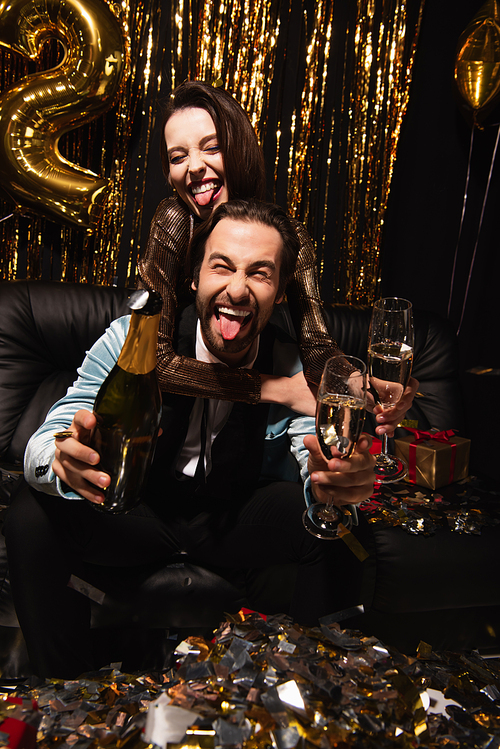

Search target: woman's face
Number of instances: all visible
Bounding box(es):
[164,107,229,220]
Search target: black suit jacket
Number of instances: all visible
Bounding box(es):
[144,305,289,519]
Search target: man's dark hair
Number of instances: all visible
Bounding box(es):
[187,199,300,298]
[159,81,266,202]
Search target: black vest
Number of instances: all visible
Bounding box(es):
[144,305,278,519]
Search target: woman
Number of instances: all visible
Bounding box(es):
[138,80,339,410]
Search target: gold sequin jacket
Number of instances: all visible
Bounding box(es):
[138,197,340,403]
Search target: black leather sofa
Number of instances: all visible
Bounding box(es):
[0,280,498,677]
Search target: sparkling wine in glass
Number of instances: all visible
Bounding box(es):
[368,297,414,483]
[302,355,367,540]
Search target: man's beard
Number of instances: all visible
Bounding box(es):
[196,295,261,357]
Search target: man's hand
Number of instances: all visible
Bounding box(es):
[304,433,376,507]
[52,409,110,504]
[371,376,419,437]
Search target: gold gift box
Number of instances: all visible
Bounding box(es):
[394,432,470,490]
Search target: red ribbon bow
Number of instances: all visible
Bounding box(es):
[404,427,456,445]
[403,428,457,485]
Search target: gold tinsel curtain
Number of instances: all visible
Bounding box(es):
[0,0,424,303]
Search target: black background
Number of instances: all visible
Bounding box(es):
[380,0,499,478]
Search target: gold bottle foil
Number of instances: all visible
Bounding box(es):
[117,312,161,375]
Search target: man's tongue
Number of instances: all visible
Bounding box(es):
[219,311,246,341]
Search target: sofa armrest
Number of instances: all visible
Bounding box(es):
[0,281,132,467]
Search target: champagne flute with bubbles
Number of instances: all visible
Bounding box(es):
[302,355,367,540]
[368,297,414,483]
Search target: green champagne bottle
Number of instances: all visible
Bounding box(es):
[91,289,162,513]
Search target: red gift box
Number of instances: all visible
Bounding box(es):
[394,428,470,490]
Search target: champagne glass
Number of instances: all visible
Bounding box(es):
[302,355,367,540]
[368,297,414,483]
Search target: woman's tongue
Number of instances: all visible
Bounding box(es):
[194,190,213,207]
[219,310,247,341]
[193,183,219,207]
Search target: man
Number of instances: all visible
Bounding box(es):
[6,200,381,679]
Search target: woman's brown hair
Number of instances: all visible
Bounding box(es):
[159,81,266,202]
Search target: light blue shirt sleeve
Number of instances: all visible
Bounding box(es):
[263,409,317,508]
[23,316,130,499]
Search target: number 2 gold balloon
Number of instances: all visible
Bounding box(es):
[0,0,128,229]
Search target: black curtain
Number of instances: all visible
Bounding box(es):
[382,0,499,478]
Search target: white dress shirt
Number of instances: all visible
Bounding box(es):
[175,321,259,478]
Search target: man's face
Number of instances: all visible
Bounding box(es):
[192,218,284,365]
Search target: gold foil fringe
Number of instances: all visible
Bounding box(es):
[336,0,425,303]
[0,0,424,303]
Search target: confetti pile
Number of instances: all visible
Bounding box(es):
[4,610,500,749]
[361,475,500,536]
